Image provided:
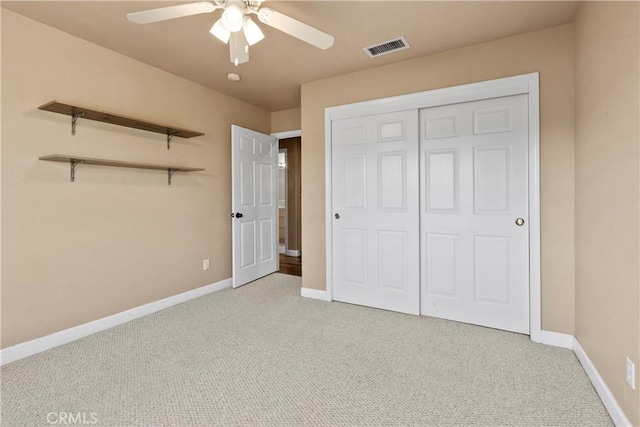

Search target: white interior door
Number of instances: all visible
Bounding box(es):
[232,125,278,287]
[332,110,420,315]
[420,94,529,333]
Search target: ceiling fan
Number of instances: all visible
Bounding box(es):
[127,1,335,66]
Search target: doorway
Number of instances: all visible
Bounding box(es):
[274,133,302,277]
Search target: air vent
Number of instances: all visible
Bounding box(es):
[363,37,410,58]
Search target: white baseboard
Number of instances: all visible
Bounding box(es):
[285,249,301,257]
[573,339,632,427]
[0,278,232,366]
[539,330,575,349]
[300,287,330,301]
[0,285,633,426]
[539,330,631,426]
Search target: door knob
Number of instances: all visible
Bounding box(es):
[515,218,525,226]
[335,213,340,219]
[235,212,244,219]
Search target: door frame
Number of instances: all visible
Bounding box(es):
[324,73,542,342]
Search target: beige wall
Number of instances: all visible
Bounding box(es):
[271,107,301,134]
[301,24,575,334]
[1,11,270,348]
[574,2,640,424]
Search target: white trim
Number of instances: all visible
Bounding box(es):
[300,287,330,301]
[0,278,232,366]
[285,249,301,257]
[527,78,542,343]
[574,339,632,427]
[325,110,334,301]
[324,72,541,337]
[538,332,632,426]
[271,130,301,140]
[326,74,537,121]
[539,330,575,349]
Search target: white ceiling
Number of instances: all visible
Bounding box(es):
[2,1,581,111]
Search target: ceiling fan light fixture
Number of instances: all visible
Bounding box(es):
[221,4,244,33]
[210,19,231,43]
[243,17,264,46]
[127,2,336,67]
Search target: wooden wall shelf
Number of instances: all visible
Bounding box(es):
[38,100,204,149]
[39,154,204,185]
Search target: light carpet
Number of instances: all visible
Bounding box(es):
[1,273,612,426]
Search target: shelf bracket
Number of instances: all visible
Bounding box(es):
[71,112,86,136]
[168,169,178,186]
[70,159,84,182]
[167,132,179,150]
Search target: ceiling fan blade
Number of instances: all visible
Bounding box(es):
[127,2,219,24]
[229,31,250,66]
[257,8,334,50]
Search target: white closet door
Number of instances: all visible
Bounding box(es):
[231,125,278,288]
[332,110,420,315]
[420,94,529,333]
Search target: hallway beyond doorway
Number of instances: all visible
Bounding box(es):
[279,253,301,276]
